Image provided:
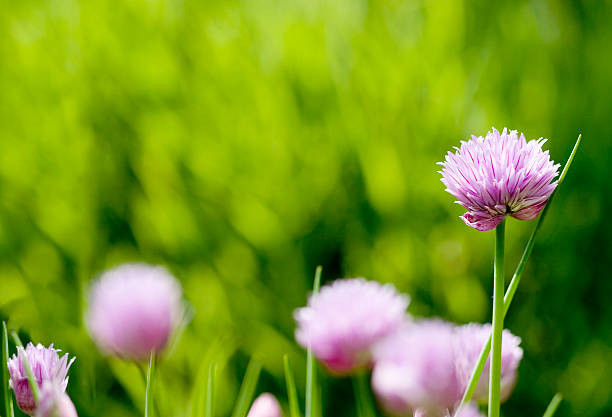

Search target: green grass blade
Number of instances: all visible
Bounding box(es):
[145,352,156,417]
[306,266,322,417]
[542,393,563,417]
[2,322,14,417]
[231,358,262,417]
[455,134,582,413]
[10,332,39,404]
[205,363,217,417]
[283,355,300,417]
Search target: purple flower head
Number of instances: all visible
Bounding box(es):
[438,127,560,231]
[7,343,75,415]
[455,323,523,403]
[294,278,409,374]
[246,393,282,417]
[35,383,78,417]
[87,263,185,362]
[372,320,461,416]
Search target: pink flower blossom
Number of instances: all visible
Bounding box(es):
[35,383,78,417]
[87,263,185,362]
[439,127,559,231]
[294,278,409,374]
[454,323,523,403]
[246,393,282,417]
[7,343,75,415]
[372,321,460,416]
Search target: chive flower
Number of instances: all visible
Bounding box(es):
[438,127,560,231]
[7,343,75,415]
[35,383,78,417]
[372,320,460,417]
[294,278,409,374]
[87,263,185,362]
[246,393,282,417]
[454,323,523,403]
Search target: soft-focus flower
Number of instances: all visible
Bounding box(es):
[7,343,75,415]
[87,263,185,362]
[294,278,409,374]
[438,127,560,231]
[35,383,78,417]
[454,404,485,417]
[455,323,523,403]
[246,393,282,417]
[372,321,460,417]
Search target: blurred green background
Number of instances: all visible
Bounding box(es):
[0,0,610,416]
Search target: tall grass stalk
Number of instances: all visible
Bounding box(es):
[542,393,563,417]
[231,358,262,417]
[283,355,301,417]
[2,322,14,417]
[306,266,322,417]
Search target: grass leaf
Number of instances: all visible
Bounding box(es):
[542,393,563,417]
[283,355,300,417]
[2,322,14,417]
[306,266,322,417]
[230,358,262,417]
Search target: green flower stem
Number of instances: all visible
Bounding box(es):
[306,266,322,417]
[542,393,563,417]
[488,220,505,417]
[145,352,156,417]
[2,322,14,417]
[10,332,39,404]
[455,134,582,414]
[353,371,376,417]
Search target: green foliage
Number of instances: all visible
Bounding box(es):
[0,1,610,416]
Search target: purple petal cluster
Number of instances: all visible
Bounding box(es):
[7,343,75,415]
[438,127,560,231]
[454,323,523,402]
[35,383,78,417]
[87,263,185,362]
[246,393,283,417]
[294,278,409,374]
[372,321,460,417]
[371,321,523,416]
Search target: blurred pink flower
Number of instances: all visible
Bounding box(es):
[87,263,185,362]
[294,278,409,374]
[246,393,282,417]
[35,383,78,417]
[7,343,75,415]
[439,127,559,231]
[454,323,523,403]
[372,321,460,417]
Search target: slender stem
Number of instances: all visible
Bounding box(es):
[353,372,376,417]
[145,352,156,417]
[306,266,322,417]
[542,393,563,417]
[283,355,301,417]
[10,332,39,404]
[488,220,505,417]
[455,134,582,414]
[205,363,217,417]
[2,323,14,417]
